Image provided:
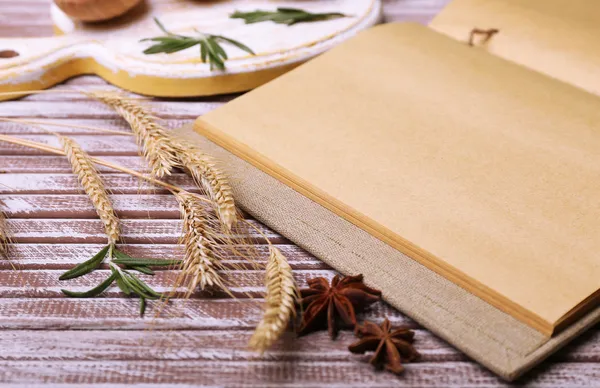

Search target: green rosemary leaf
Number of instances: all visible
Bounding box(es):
[200,41,208,63]
[119,271,145,296]
[127,265,155,276]
[112,248,179,267]
[141,18,254,70]
[127,272,162,299]
[153,16,174,36]
[230,7,347,26]
[203,38,225,71]
[112,258,180,267]
[139,297,147,317]
[211,38,229,60]
[61,273,117,298]
[112,268,132,295]
[213,35,255,56]
[112,248,130,260]
[119,271,157,300]
[59,245,109,280]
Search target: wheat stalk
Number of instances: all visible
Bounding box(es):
[175,142,237,230]
[60,136,120,244]
[89,91,179,178]
[82,91,236,229]
[0,207,8,257]
[249,246,298,354]
[175,191,228,294]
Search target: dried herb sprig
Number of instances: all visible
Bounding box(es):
[60,244,179,316]
[141,18,255,70]
[231,7,347,26]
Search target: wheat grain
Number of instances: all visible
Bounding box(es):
[249,246,298,353]
[60,136,120,244]
[175,191,227,293]
[89,91,179,178]
[176,142,237,230]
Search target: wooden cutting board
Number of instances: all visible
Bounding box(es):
[0,0,381,100]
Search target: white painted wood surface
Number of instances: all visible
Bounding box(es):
[0,0,598,386]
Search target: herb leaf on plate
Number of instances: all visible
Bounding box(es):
[141,18,255,70]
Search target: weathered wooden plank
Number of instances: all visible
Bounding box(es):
[17,88,238,104]
[0,269,332,297]
[0,134,138,155]
[3,219,282,243]
[0,100,223,119]
[2,194,187,219]
[383,0,446,24]
[0,244,329,270]
[384,0,450,20]
[1,359,598,387]
[3,328,598,364]
[0,173,198,194]
[0,299,265,330]
[0,329,464,362]
[0,156,148,173]
[0,299,417,330]
[0,118,190,135]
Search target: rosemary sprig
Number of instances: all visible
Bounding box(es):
[59,244,180,317]
[141,18,255,70]
[231,7,347,26]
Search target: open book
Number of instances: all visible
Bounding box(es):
[194,0,600,336]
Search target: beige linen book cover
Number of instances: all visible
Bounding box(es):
[188,0,600,378]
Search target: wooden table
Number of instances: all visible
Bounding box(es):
[0,1,598,386]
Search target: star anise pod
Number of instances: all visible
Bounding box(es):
[349,318,420,375]
[298,274,382,339]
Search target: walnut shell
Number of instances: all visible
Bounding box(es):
[54,0,142,22]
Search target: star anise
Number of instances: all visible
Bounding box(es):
[349,318,420,375]
[298,274,382,338]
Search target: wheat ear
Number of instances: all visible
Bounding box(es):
[175,142,237,230]
[175,191,228,294]
[60,136,120,244]
[0,208,8,257]
[249,246,298,354]
[89,91,179,178]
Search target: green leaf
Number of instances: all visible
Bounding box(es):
[211,38,228,60]
[126,272,162,299]
[118,272,154,299]
[127,265,155,276]
[154,17,177,37]
[112,248,179,267]
[61,273,117,298]
[112,248,130,260]
[112,268,132,295]
[213,35,255,55]
[139,297,147,317]
[112,258,180,267]
[59,245,109,280]
[200,42,208,63]
[230,8,347,26]
[141,18,254,70]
